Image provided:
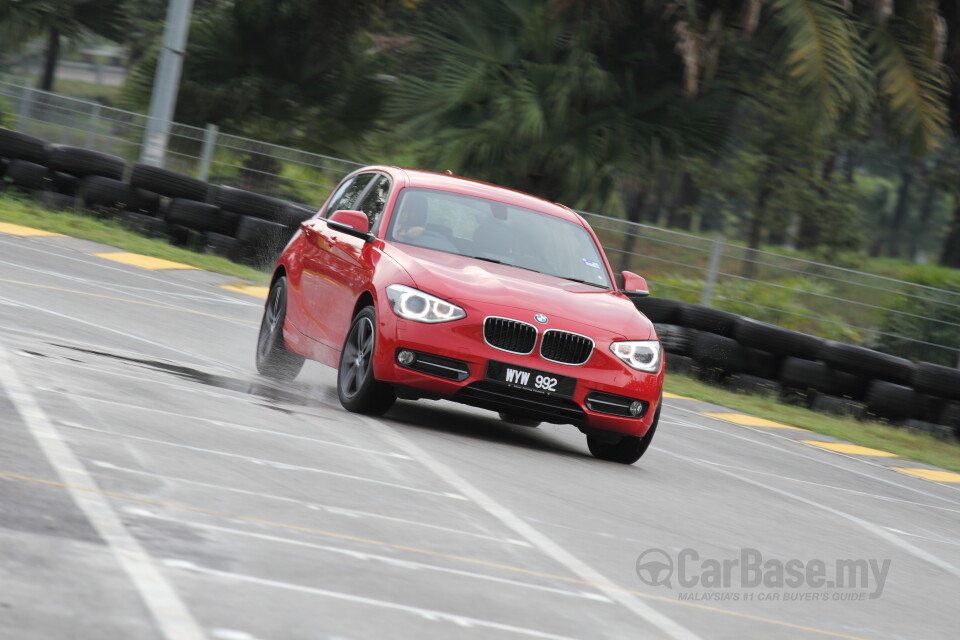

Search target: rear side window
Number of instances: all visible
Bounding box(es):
[324,173,374,217]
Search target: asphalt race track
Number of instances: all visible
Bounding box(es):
[1,230,958,640]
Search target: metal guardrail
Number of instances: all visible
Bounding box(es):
[1,80,958,366]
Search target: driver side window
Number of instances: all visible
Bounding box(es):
[324,173,374,218]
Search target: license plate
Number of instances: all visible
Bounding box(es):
[485,360,577,398]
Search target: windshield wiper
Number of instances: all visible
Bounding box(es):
[558,276,609,289]
[464,255,544,274]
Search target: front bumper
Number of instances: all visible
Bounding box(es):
[373,307,663,437]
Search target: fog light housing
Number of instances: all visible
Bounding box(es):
[397,350,416,365]
[629,401,644,417]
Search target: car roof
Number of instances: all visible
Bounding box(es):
[359,165,584,225]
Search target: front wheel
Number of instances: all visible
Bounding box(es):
[337,306,396,415]
[586,401,660,464]
[256,276,304,381]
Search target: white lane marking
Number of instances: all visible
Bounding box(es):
[660,448,960,580]
[680,454,960,516]
[366,417,702,640]
[92,460,529,547]
[0,236,257,306]
[0,293,234,372]
[885,528,960,547]
[210,630,263,640]
[0,258,257,323]
[0,346,205,640]
[164,559,583,640]
[127,508,597,600]
[72,394,411,459]
[60,422,466,500]
[666,407,960,505]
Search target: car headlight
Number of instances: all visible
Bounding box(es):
[386,284,466,323]
[610,340,662,372]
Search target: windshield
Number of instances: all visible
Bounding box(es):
[386,188,612,289]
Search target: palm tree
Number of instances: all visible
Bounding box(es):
[0,0,126,91]
[391,0,729,209]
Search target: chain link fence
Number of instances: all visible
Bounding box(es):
[1,80,958,366]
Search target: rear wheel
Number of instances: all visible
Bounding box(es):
[587,402,660,464]
[337,307,396,415]
[256,276,304,380]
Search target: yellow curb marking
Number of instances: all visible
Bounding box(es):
[94,252,200,271]
[801,441,899,458]
[0,222,65,237]
[220,283,269,299]
[663,391,694,401]
[889,468,960,483]
[702,412,808,430]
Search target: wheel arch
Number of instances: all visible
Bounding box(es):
[352,290,376,319]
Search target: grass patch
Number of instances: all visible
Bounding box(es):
[665,373,960,473]
[0,193,269,284]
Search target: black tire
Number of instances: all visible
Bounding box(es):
[733,317,824,359]
[828,369,869,400]
[274,202,317,227]
[216,185,288,220]
[633,297,682,324]
[865,380,918,422]
[0,128,47,163]
[691,332,745,373]
[235,215,293,268]
[587,400,660,464]
[256,276,305,381]
[80,176,159,214]
[130,164,209,200]
[779,357,830,391]
[337,307,396,415]
[203,231,240,260]
[49,170,79,195]
[818,340,915,385]
[119,211,169,238]
[911,362,960,401]
[742,347,780,379]
[216,210,241,236]
[654,323,694,356]
[664,353,697,376]
[45,144,125,179]
[678,304,739,337]
[6,159,51,190]
[498,412,541,427]
[166,199,220,232]
[939,401,960,430]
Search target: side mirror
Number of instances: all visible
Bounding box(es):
[327,209,374,243]
[621,271,649,297]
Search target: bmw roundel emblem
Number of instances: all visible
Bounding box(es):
[534,313,548,324]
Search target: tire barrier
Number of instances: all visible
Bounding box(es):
[650,294,960,438]
[0,126,315,269]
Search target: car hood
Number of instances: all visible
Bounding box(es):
[382,243,654,339]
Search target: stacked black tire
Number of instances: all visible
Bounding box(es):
[634,296,960,439]
[0,127,317,267]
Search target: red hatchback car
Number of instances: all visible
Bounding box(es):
[256,166,664,463]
